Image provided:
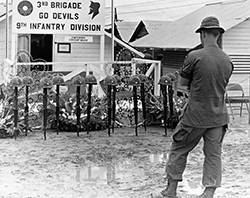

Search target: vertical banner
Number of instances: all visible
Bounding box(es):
[12,0,105,35]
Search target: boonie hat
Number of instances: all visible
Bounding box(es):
[195,16,225,34]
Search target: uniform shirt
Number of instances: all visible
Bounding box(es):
[180,44,234,128]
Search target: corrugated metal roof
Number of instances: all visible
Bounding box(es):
[131,0,250,49]
[140,20,173,34]
[115,20,172,42]
[129,20,172,42]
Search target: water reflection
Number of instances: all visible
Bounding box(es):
[66,154,168,186]
[59,153,202,195]
[72,161,142,185]
[149,153,169,164]
[178,177,203,195]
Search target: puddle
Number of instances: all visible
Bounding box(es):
[56,153,202,195]
[178,177,203,195]
[149,153,169,164]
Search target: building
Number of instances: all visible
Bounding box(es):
[131,0,250,93]
[0,1,146,92]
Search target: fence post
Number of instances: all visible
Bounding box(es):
[85,73,97,134]
[154,62,161,96]
[129,75,141,136]
[52,74,65,135]
[131,59,136,76]
[22,76,33,136]
[10,76,23,139]
[41,77,53,140]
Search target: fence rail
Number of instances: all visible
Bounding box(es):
[3,58,162,96]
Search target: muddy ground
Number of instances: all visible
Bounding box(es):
[0,114,250,198]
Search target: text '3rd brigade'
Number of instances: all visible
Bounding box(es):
[12,0,105,35]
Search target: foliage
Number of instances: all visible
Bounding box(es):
[47,92,108,132]
[146,91,188,128]
[0,87,27,138]
[0,79,188,137]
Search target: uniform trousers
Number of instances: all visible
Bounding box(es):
[165,123,226,188]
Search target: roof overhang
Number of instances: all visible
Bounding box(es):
[105,31,145,58]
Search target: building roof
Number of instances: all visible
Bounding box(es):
[129,20,172,42]
[104,31,145,58]
[131,0,250,49]
[140,20,173,34]
[115,21,139,42]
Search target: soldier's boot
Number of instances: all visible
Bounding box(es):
[199,187,216,198]
[160,178,178,198]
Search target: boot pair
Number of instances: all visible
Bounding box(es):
[160,179,216,198]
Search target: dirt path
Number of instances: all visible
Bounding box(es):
[0,115,250,198]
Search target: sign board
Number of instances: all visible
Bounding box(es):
[57,43,71,53]
[64,35,93,42]
[12,0,105,35]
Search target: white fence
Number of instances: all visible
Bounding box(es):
[2,58,162,97]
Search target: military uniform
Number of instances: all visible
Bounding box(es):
[166,44,234,188]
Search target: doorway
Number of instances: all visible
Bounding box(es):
[30,34,53,71]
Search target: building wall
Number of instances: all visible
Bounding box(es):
[0,16,113,63]
[223,19,250,54]
[223,19,250,95]
[104,36,112,61]
[53,34,112,73]
[54,35,101,63]
[0,16,13,85]
[0,17,12,64]
[53,34,102,72]
[151,49,187,75]
[0,15,114,86]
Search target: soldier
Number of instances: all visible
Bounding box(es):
[161,16,234,198]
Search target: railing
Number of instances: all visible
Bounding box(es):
[3,58,162,96]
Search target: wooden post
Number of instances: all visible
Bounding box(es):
[5,0,9,59]
[14,87,18,140]
[140,83,147,132]
[112,85,116,133]
[168,84,174,129]
[25,86,29,136]
[56,85,60,135]
[111,0,114,61]
[86,84,92,134]
[107,85,112,136]
[154,61,161,96]
[76,86,81,137]
[99,34,105,97]
[43,88,48,140]
[133,86,138,136]
[131,60,136,75]
[161,84,168,136]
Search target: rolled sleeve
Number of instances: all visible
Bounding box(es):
[180,53,197,80]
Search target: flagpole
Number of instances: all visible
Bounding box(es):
[111,0,114,61]
[6,0,9,59]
